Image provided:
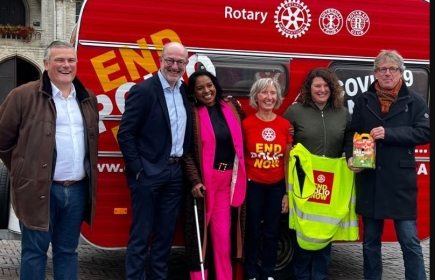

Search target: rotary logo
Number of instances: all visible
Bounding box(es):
[317,174,326,183]
[274,0,311,39]
[346,10,370,36]
[319,8,343,35]
[262,127,276,142]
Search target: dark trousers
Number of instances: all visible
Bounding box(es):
[244,179,285,280]
[292,242,332,280]
[125,163,184,280]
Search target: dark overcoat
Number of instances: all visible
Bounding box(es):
[345,80,429,220]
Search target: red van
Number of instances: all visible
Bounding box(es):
[0,0,429,278]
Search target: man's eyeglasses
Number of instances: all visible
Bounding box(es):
[377,67,400,74]
[161,56,187,67]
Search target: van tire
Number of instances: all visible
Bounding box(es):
[274,223,296,280]
[258,219,296,280]
[0,162,10,229]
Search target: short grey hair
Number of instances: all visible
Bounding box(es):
[374,50,406,73]
[43,41,75,62]
[249,78,283,109]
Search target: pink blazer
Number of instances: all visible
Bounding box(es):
[198,101,246,208]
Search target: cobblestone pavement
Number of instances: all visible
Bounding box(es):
[0,238,430,279]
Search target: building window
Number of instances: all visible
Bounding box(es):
[76,1,83,22]
[0,0,25,26]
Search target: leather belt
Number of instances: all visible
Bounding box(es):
[213,162,233,172]
[168,156,182,164]
[53,180,79,187]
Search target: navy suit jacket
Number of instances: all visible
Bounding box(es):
[117,74,192,183]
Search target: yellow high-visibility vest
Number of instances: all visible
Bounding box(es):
[288,143,359,250]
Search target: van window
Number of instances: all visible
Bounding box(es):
[330,62,430,113]
[198,55,288,97]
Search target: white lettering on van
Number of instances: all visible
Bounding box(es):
[97,163,124,173]
[347,100,354,114]
[339,75,376,97]
[402,70,414,86]
[339,70,414,100]
[224,6,268,24]
[417,163,428,175]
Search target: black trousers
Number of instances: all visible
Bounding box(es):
[125,163,184,280]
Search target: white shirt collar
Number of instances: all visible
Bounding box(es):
[157,71,182,90]
[51,82,76,99]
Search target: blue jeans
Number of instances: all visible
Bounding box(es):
[362,216,426,280]
[20,180,88,280]
[244,179,285,280]
[292,242,332,280]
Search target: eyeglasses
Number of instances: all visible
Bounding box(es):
[161,56,187,67]
[377,67,400,74]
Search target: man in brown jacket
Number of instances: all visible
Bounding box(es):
[0,41,99,280]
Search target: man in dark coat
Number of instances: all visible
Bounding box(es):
[117,42,192,280]
[345,50,429,280]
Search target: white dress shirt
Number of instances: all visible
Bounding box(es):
[51,83,86,181]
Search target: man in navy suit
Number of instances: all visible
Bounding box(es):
[117,42,192,280]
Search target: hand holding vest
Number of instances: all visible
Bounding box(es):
[287,143,359,250]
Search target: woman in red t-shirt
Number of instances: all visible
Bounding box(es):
[243,78,292,280]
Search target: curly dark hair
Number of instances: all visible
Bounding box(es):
[187,70,223,107]
[297,67,344,110]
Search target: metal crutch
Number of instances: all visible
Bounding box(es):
[193,198,206,280]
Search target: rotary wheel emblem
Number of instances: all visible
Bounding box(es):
[262,128,276,142]
[317,174,326,183]
[274,0,311,39]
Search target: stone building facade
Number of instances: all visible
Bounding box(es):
[0,0,79,103]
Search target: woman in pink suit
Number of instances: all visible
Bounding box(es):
[183,70,246,280]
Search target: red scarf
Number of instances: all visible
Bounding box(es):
[375,79,402,116]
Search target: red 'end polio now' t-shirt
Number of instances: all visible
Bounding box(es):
[242,114,293,184]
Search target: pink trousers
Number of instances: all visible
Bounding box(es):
[190,169,232,280]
